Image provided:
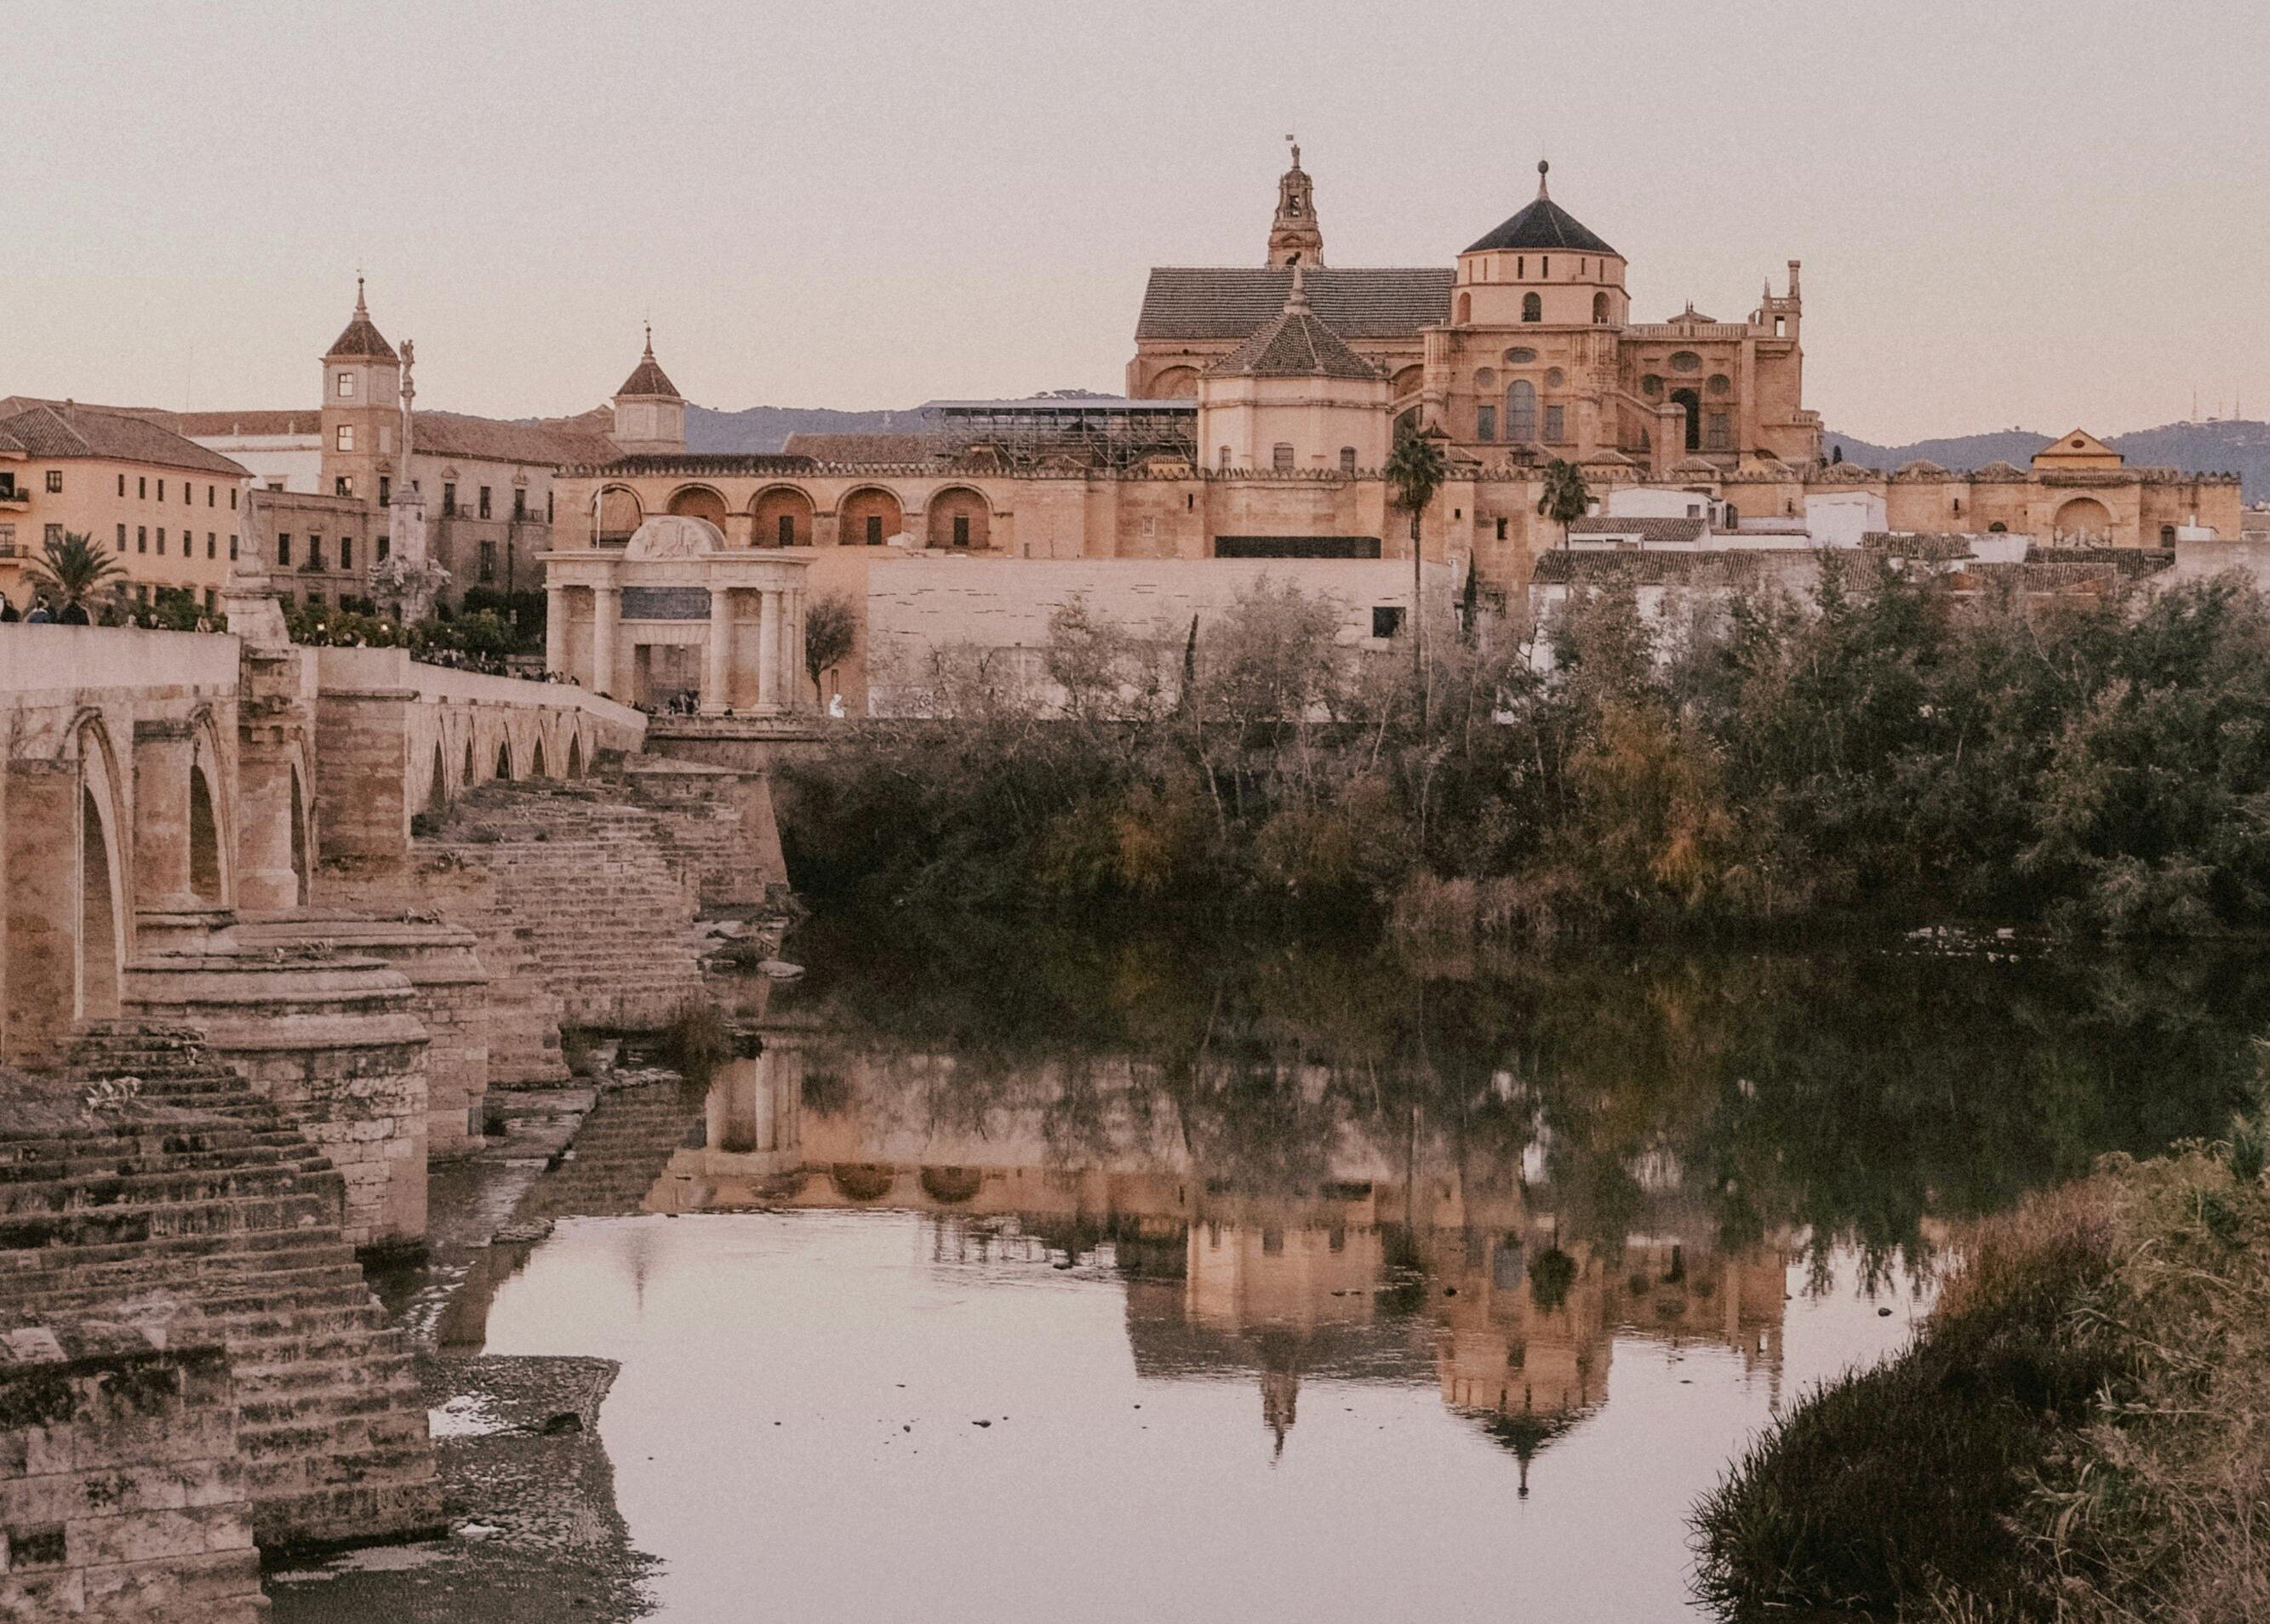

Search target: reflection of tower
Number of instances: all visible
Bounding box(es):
[1254,1329,1302,1459]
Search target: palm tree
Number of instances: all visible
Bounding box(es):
[25,530,123,623]
[1536,459,1592,549]
[1385,424,1449,696]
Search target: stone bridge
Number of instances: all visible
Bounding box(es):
[0,620,644,1252]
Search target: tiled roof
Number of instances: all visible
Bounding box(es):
[411,411,621,468]
[780,432,953,461]
[1567,516,1708,546]
[1465,172,1618,256]
[0,401,249,477]
[1136,267,1453,340]
[325,308,396,360]
[165,410,325,438]
[1207,285,1381,380]
[616,338,680,400]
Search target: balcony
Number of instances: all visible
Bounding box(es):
[0,489,27,510]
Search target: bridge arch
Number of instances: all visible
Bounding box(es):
[72,718,129,1020]
[529,739,549,780]
[186,708,232,906]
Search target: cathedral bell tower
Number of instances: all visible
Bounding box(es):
[1267,137,1324,268]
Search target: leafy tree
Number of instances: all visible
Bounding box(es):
[24,529,122,620]
[804,592,859,703]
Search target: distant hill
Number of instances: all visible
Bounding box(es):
[687,403,2270,503]
[686,403,915,455]
[1828,420,2270,501]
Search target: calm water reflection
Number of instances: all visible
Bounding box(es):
[477,924,2263,1621]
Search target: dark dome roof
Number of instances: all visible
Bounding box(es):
[325,281,396,361]
[615,328,681,399]
[1466,163,1618,257]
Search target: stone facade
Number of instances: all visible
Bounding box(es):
[0,1302,262,1624]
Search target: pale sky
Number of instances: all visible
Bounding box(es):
[6,1,2265,443]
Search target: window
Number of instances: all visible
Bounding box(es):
[1546,367,1564,388]
[228,534,238,560]
[337,372,355,399]
[156,528,166,556]
[1774,317,1787,337]
[1541,256,1549,277]
[1521,292,1541,323]
[137,526,147,554]
[2161,524,2177,545]
[478,540,495,581]
[306,591,324,609]
[44,470,60,494]
[477,485,492,519]
[1495,517,1508,540]
[513,488,527,520]
[1516,256,1524,277]
[0,525,15,557]
[116,523,126,551]
[230,489,237,510]
[1272,443,1295,470]
[335,425,355,452]
[117,473,126,497]
[1339,446,1358,473]
[206,533,216,559]
[1670,351,1701,373]
[443,483,457,516]
[1503,347,1535,364]
[864,515,883,546]
[778,514,796,547]
[157,479,165,500]
[1706,412,1730,451]
[1505,380,1537,442]
[334,477,352,497]
[276,534,291,566]
[1218,446,1232,470]
[1455,292,1472,323]
[340,536,353,569]
[952,514,969,546]
[204,589,216,614]
[546,491,554,523]
[1372,605,1405,639]
[43,523,62,546]
[180,481,189,504]
[378,476,391,506]
[1987,522,2008,534]
[1641,374,1664,397]
[307,535,325,570]
[207,483,215,506]
[377,535,390,563]
[139,477,147,499]
[1543,404,1565,443]
[1476,405,1496,443]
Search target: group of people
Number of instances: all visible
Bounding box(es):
[0,596,91,624]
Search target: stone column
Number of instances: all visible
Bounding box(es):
[703,585,734,714]
[132,720,197,912]
[3,759,83,1064]
[782,589,805,711]
[545,582,569,677]
[592,582,621,699]
[756,588,781,712]
[235,726,301,912]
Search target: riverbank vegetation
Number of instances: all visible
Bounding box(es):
[1693,1096,2270,1622]
[780,563,2270,939]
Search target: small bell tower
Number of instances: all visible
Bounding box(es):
[1267,136,1324,268]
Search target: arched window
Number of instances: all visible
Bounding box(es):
[1987,521,2008,534]
[1521,292,1541,323]
[1592,291,1610,324]
[1455,292,1472,324]
[1505,380,1537,443]
[1339,447,1357,473]
[1671,388,1702,452]
[2160,524,2177,545]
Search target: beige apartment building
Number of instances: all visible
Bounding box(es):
[0,398,249,615]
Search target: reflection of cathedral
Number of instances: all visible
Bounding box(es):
[633,1035,1792,1488]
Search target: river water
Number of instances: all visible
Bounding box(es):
[464,921,2263,1621]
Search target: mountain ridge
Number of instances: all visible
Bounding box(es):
[683,404,2270,501]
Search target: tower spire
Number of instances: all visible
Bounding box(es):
[1536,159,1550,200]
[1267,137,1324,269]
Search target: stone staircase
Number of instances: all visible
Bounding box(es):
[0,1025,442,1552]
[423,783,709,1048]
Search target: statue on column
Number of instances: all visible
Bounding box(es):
[371,336,448,623]
[220,482,293,649]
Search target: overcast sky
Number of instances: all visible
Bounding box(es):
[6,1,2264,443]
